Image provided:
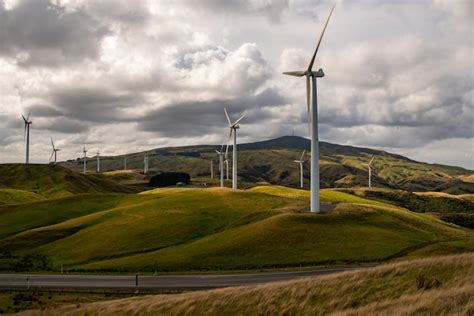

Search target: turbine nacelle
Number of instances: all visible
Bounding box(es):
[283,69,325,78]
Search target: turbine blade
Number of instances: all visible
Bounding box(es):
[224,108,232,126]
[50,137,55,150]
[369,155,375,165]
[300,150,305,161]
[26,111,31,121]
[225,129,232,158]
[306,76,311,135]
[294,160,300,163]
[307,4,336,72]
[283,71,305,77]
[49,150,54,162]
[21,114,27,122]
[232,113,246,127]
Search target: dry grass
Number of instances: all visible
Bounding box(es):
[20,253,474,316]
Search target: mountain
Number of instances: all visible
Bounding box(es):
[60,136,473,193]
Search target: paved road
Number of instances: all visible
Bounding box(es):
[0,268,359,291]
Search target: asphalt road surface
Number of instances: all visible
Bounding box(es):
[0,267,360,291]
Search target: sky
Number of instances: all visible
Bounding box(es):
[0,0,473,169]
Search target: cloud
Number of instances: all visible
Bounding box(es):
[0,0,109,67]
[0,0,472,168]
[139,87,287,137]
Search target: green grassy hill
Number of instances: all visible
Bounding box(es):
[59,136,474,193]
[342,188,474,229]
[0,164,137,199]
[20,253,474,316]
[0,186,471,273]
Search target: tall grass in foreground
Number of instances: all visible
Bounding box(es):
[21,253,474,316]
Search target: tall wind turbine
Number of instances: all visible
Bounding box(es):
[283,4,335,212]
[224,108,246,190]
[367,155,375,188]
[294,150,306,188]
[21,113,32,164]
[82,145,88,174]
[49,137,60,164]
[96,150,100,173]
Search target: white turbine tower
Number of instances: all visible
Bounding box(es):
[210,160,214,179]
[216,144,226,187]
[96,150,101,173]
[283,4,335,212]
[224,108,246,190]
[21,113,32,164]
[225,158,229,180]
[367,155,375,188]
[144,156,148,174]
[294,150,306,188]
[49,137,60,164]
[82,145,88,174]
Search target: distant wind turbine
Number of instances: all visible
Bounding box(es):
[283,4,335,212]
[367,155,375,188]
[215,143,226,187]
[225,158,229,180]
[210,160,214,179]
[49,137,60,164]
[96,150,100,173]
[83,145,88,174]
[294,150,306,188]
[144,156,148,174]
[224,108,246,190]
[21,112,32,164]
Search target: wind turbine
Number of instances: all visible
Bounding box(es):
[224,108,246,190]
[215,144,226,187]
[283,4,335,212]
[144,156,148,174]
[210,160,214,179]
[82,145,88,174]
[367,155,375,188]
[49,137,60,164]
[21,113,32,164]
[96,150,100,173]
[293,150,306,188]
[225,158,229,180]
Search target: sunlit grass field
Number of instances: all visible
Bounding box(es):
[0,185,471,273]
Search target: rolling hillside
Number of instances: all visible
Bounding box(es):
[20,253,474,316]
[0,186,471,273]
[59,136,474,193]
[0,164,137,199]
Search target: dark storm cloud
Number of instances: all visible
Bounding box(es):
[139,87,287,137]
[26,87,144,126]
[0,0,110,67]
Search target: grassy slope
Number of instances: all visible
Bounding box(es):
[0,189,45,205]
[344,187,474,229]
[21,253,474,316]
[74,187,471,271]
[0,164,136,198]
[0,186,471,272]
